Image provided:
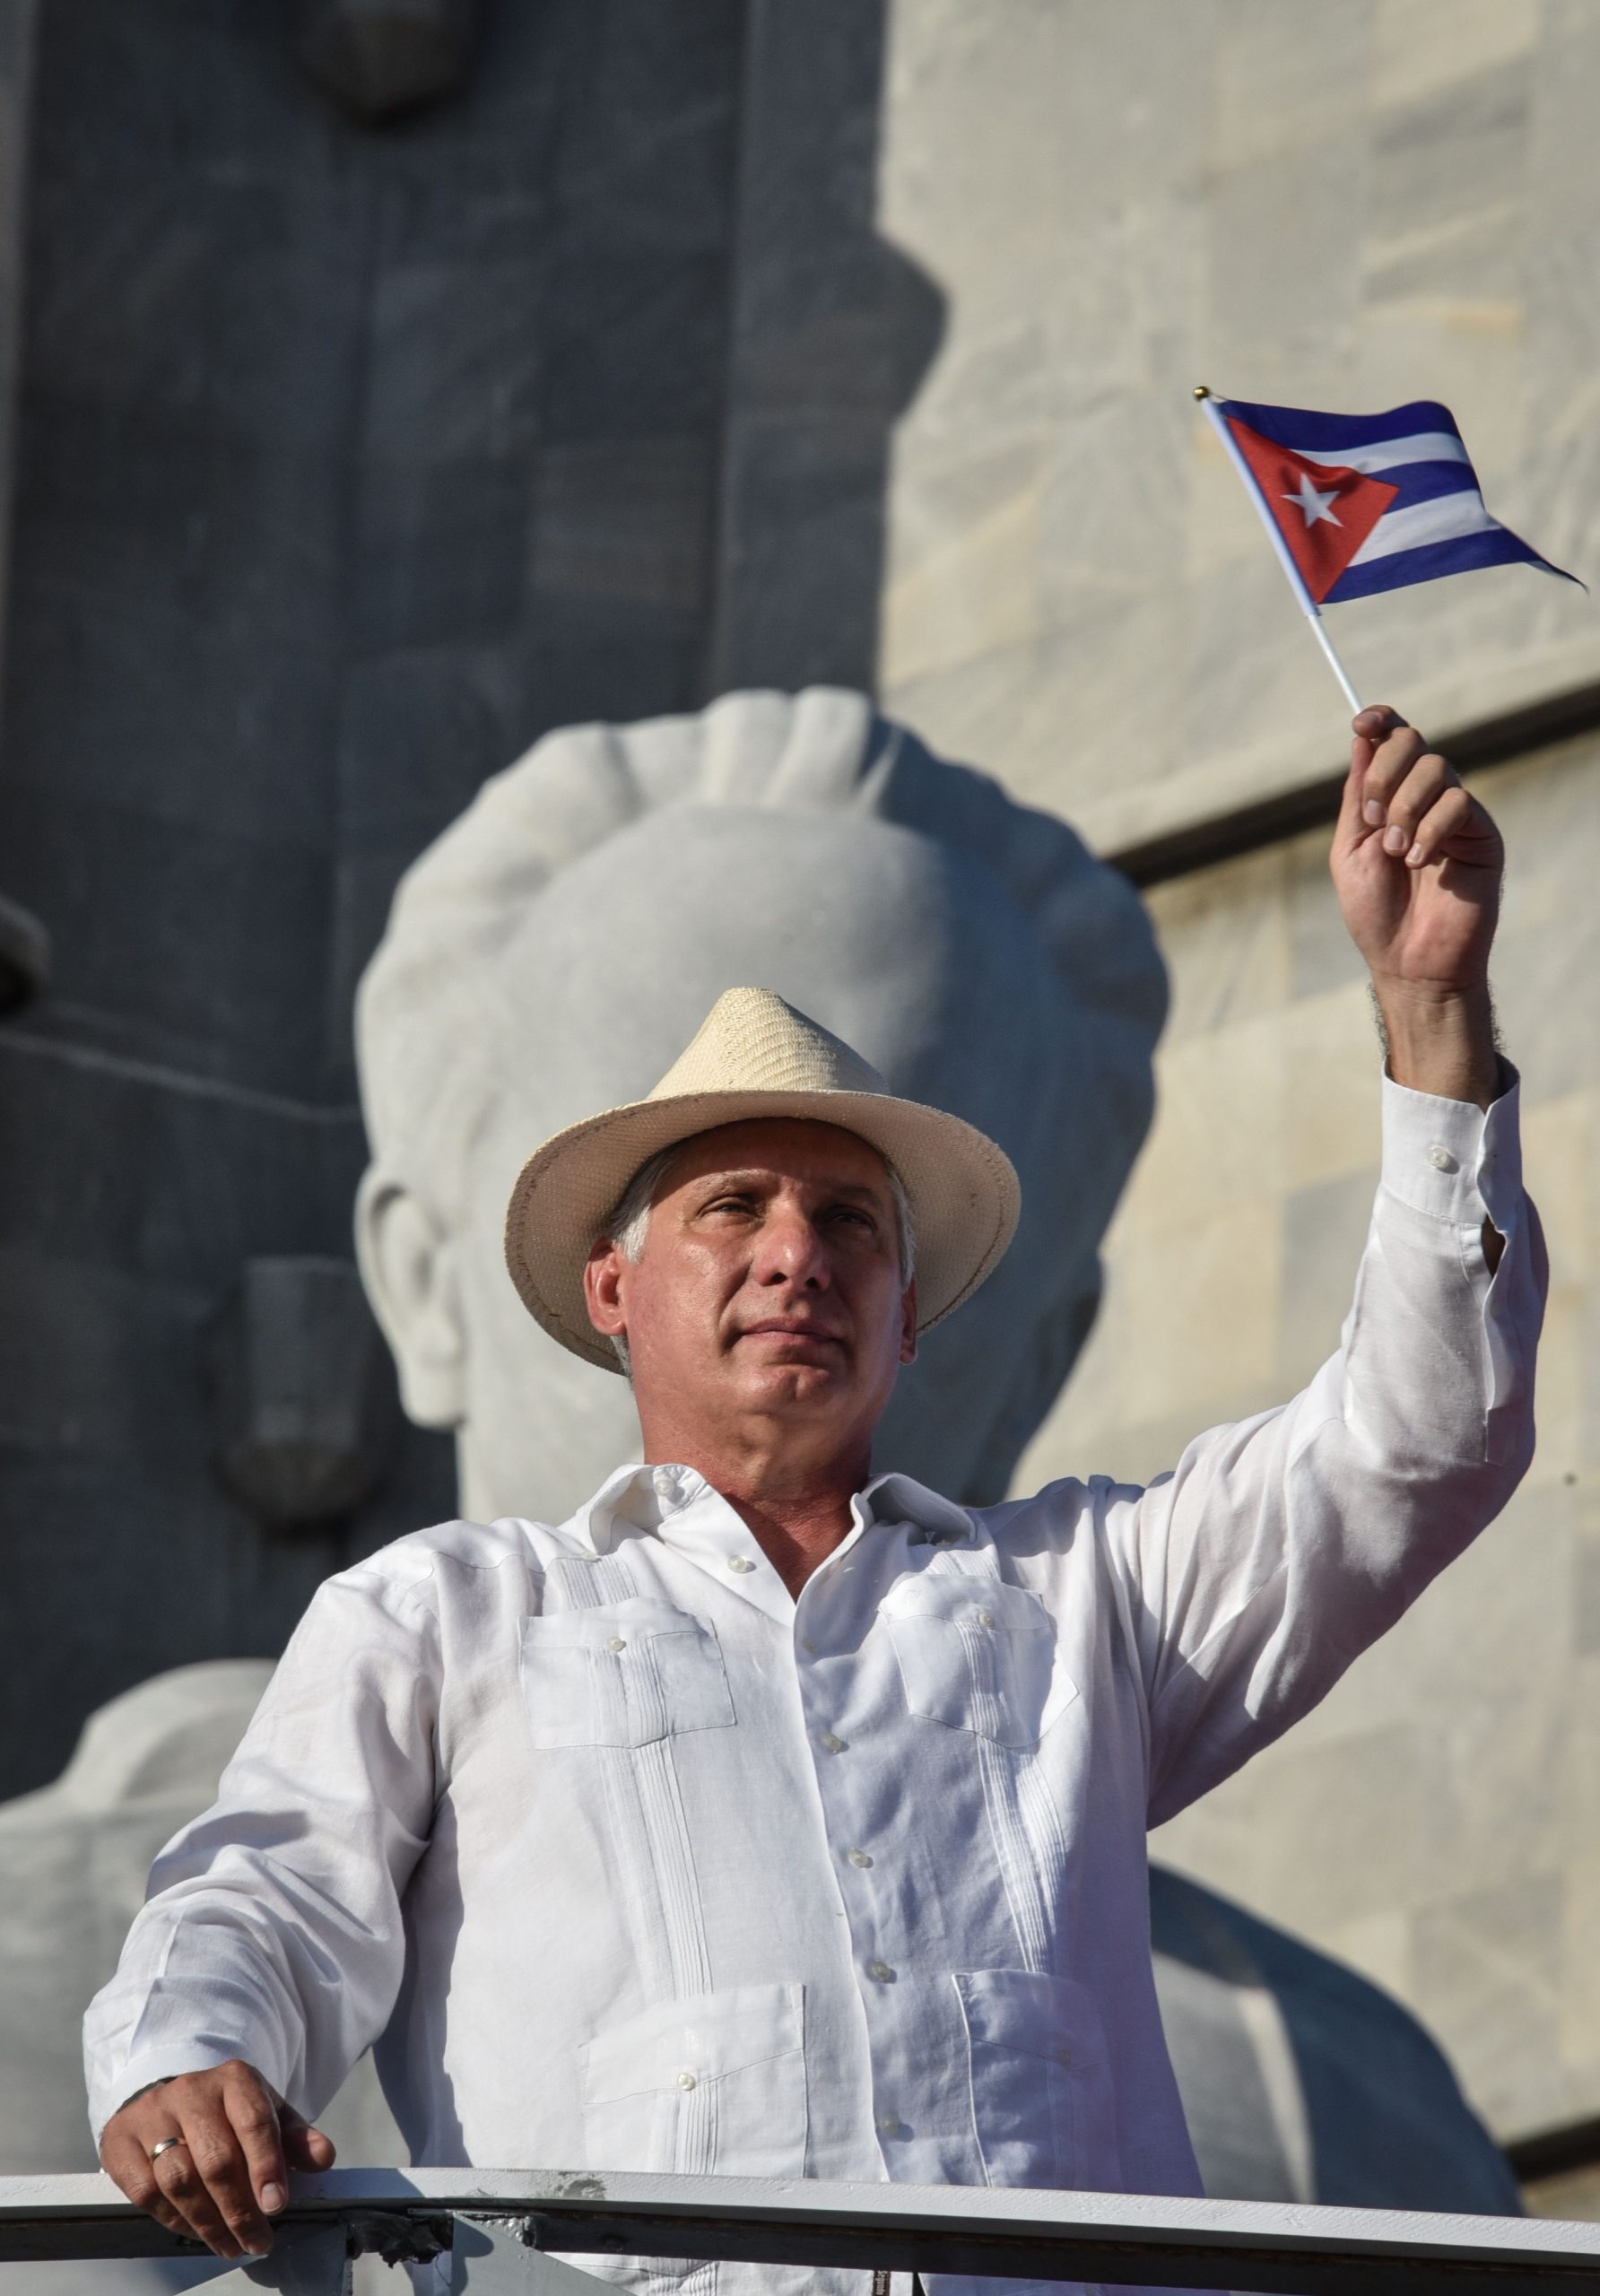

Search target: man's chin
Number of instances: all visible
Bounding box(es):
[730,1355,851,1407]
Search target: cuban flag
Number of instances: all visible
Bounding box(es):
[1214,395,1581,604]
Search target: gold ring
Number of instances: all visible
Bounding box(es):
[150,2136,185,2162]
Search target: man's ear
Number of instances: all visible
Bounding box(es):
[354,1167,467,1427]
[584,1239,629,1342]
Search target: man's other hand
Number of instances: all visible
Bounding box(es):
[1332,705,1504,1109]
[99,2061,335,2258]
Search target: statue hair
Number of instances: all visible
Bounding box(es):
[355,685,1167,1232]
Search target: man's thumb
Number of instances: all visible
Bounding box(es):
[280,2106,336,2170]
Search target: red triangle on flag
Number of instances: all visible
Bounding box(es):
[1225,417,1399,604]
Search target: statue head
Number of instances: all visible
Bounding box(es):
[353,687,1167,1525]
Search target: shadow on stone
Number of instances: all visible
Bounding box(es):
[204,1260,402,1531]
[294,0,482,124]
[0,889,48,1011]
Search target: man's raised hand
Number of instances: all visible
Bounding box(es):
[99,2060,335,2259]
[1331,705,1504,1109]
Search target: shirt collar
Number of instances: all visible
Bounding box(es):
[569,1460,973,1555]
[854,1470,974,1547]
[569,1460,706,1553]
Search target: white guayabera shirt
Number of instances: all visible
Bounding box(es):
[87,1076,1543,2296]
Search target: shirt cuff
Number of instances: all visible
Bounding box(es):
[1378,1059,1522,1233]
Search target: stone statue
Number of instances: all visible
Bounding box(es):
[353,686,1169,1525]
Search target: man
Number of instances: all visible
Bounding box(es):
[90,709,1543,2285]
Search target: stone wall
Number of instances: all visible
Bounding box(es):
[0,0,750,1796]
[874,0,1600,860]
[0,0,931,1799]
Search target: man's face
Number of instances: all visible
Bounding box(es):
[585,1118,917,1453]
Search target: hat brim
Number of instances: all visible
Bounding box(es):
[504,1086,1021,1372]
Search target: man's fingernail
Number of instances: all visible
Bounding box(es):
[1362,800,1384,827]
[1405,842,1425,866]
[261,2184,285,2213]
[1383,825,1407,855]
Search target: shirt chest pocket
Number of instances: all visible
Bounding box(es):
[883,1578,1076,1750]
[518,1597,735,1749]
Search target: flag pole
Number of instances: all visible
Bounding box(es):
[1194,386,1364,716]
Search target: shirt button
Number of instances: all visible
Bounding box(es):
[847,1848,874,1868]
[727,1555,756,1574]
[821,1731,848,1753]
[605,1636,627,1654]
[676,2071,697,2091]
[1427,1144,1458,1173]
[1055,2047,1073,2068]
[800,1636,818,1655]
[877,2112,903,2135]
[866,1960,896,1983]
[976,1610,996,1629]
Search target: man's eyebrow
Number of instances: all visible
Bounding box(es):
[688,1170,889,1204]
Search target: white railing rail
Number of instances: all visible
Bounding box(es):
[2,2168,1599,2294]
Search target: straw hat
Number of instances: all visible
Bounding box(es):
[504,987,1021,1372]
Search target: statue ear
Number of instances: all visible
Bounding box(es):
[354,1167,466,1428]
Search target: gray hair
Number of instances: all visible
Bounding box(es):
[599,1134,917,1377]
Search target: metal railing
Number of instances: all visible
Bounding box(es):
[4,2168,1600,2295]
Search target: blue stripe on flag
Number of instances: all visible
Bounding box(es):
[1374,460,1483,509]
[1326,525,1576,601]
[1219,396,1463,453]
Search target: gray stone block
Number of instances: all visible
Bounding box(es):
[1410,1874,1568,2138]
[529,440,714,613]
[0,791,330,1091]
[1370,63,1531,296]
[541,252,734,442]
[1287,841,1367,1004]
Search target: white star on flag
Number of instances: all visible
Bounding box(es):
[1283,473,1342,527]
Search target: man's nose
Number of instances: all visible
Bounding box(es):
[753,1208,830,1287]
